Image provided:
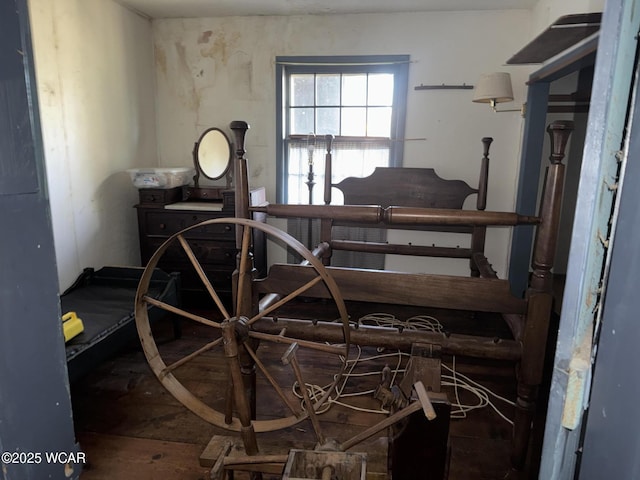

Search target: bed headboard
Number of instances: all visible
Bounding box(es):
[334,167,477,209]
[324,137,492,213]
[316,137,494,274]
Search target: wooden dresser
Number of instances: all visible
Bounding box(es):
[135,186,266,303]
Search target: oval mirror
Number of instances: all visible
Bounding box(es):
[194,128,232,181]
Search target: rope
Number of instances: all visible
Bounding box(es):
[291,312,514,424]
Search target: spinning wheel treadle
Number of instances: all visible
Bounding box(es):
[135,217,351,433]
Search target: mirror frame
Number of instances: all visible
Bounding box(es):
[192,127,232,188]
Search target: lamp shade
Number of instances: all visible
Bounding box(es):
[472,72,514,104]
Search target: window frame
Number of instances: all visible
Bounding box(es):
[276,55,410,203]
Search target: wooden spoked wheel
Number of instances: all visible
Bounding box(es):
[135,218,350,434]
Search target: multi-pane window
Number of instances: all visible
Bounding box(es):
[276,56,409,204]
[290,72,394,137]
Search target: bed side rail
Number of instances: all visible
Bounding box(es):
[255,264,527,314]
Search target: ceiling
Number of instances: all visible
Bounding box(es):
[115,0,538,19]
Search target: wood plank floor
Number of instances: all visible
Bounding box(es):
[70,303,548,479]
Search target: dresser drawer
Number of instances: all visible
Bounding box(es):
[145,237,236,266]
[157,262,235,292]
[143,210,234,239]
[138,187,184,206]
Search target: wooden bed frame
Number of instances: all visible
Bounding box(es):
[229,119,574,471]
[320,136,492,277]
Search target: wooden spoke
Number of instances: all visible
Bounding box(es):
[246,275,324,326]
[135,217,350,434]
[248,330,346,356]
[281,343,326,445]
[242,341,300,416]
[143,295,221,328]
[177,234,230,319]
[160,337,223,377]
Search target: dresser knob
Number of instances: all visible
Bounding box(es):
[159,223,166,230]
[224,225,232,231]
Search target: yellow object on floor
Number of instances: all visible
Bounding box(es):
[62,311,84,342]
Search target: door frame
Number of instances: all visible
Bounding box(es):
[538,0,640,477]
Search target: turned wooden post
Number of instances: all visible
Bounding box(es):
[323,135,334,206]
[511,120,574,469]
[529,121,573,293]
[477,136,492,211]
[321,135,335,264]
[231,120,250,225]
[222,319,260,457]
[470,136,492,276]
[230,120,255,314]
[229,122,260,464]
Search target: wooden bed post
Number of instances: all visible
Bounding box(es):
[323,134,334,206]
[470,137,492,276]
[512,120,574,469]
[477,136,492,211]
[529,121,573,294]
[321,135,334,264]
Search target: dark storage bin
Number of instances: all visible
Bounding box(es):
[61,266,180,383]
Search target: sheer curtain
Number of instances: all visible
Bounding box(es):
[286,136,388,269]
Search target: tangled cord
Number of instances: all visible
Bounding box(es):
[291,312,514,424]
[443,356,515,425]
[359,312,444,333]
[292,344,405,415]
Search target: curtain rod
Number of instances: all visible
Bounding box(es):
[288,134,425,142]
[275,60,413,66]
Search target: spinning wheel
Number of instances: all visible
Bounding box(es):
[134,217,351,435]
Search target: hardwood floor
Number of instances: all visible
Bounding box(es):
[70,303,546,479]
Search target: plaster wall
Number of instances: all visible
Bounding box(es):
[28,0,157,291]
[152,10,535,277]
[25,0,606,289]
[531,0,605,37]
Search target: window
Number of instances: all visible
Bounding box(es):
[276,56,409,204]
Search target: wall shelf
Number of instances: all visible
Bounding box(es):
[414,83,473,91]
